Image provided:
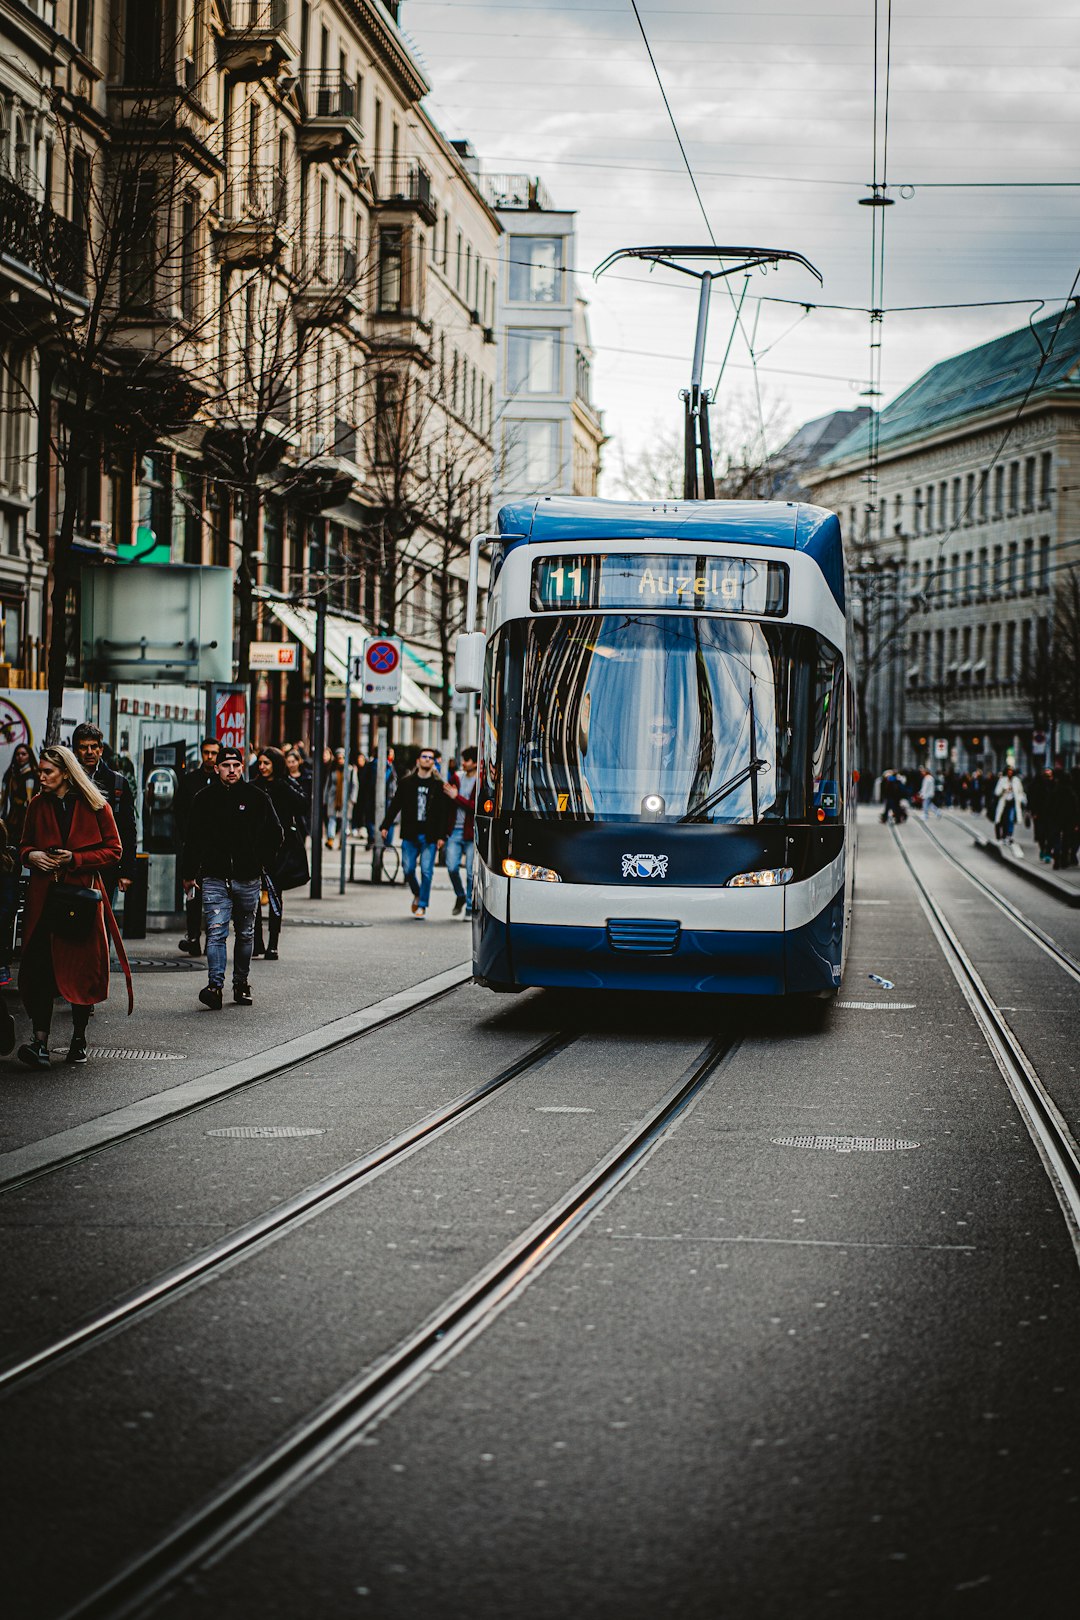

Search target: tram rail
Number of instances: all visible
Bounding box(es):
[911,817,1080,987]
[0,1032,574,1397]
[55,1034,740,1620]
[0,961,475,1196]
[893,825,1080,1265]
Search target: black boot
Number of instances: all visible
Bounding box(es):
[17,1037,50,1069]
[66,1034,88,1065]
[233,983,253,1006]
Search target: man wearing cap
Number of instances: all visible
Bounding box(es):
[175,737,221,955]
[181,747,283,1009]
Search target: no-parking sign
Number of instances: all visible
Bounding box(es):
[362,636,403,705]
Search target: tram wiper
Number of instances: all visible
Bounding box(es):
[678,684,768,824]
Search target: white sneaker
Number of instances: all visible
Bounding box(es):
[413,907,427,920]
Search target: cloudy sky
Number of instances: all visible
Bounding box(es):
[399,0,1080,484]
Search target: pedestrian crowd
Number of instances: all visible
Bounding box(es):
[0,727,478,1069]
[877,761,1080,868]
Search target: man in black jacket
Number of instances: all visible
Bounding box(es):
[181,747,282,1009]
[174,737,221,955]
[72,723,137,907]
[379,747,452,919]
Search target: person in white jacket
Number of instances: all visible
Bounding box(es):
[993,765,1026,844]
[921,768,942,819]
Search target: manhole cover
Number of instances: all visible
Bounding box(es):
[206,1126,326,1139]
[836,1001,916,1010]
[773,1134,919,1154]
[51,1047,185,1059]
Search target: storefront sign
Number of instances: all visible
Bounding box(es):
[250,642,299,671]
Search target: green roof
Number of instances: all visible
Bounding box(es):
[819,303,1080,467]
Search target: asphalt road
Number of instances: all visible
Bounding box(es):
[3,815,1079,1620]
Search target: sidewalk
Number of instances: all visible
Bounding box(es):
[0,858,473,1154]
[938,806,1080,906]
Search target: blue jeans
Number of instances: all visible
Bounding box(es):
[402,837,437,909]
[203,877,261,989]
[445,830,474,909]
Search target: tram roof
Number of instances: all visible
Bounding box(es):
[495,497,845,607]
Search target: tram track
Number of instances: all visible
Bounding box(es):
[0,961,475,1196]
[892,825,1080,1265]
[910,817,1080,986]
[55,1032,739,1620]
[0,1032,575,1398]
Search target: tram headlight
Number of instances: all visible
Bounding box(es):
[502,859,562,882]
[725,866,794,888]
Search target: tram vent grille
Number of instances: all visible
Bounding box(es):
[606,918,681,954]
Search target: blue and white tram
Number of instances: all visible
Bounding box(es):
[454,497,856,997]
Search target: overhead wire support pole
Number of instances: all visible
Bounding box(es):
[595,245,822,503]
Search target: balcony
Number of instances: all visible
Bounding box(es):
[217,0,296,81]
[297,73,363,162]
[213,169,288,268]
[0,172,85,300]
[293,237,363,326]
[373,161,437,228]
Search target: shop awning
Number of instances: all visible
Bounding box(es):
[267,601,442,718]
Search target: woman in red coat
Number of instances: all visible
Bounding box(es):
[18,744,132,1068]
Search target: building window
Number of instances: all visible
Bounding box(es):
[1039,535,1050,591]
[934,628,944,682]
[964,472,975,523]
[963,550,974,602]
[374,373,401,465]
[951,477,961,527]
[180,195,197,322]
[1039,451,1053,506]
[977,547,988,597]
[913,487,922,533]
[924,486,933,530]
[989,623,1000,681]
[124,0,162,86]
[503,419,559,489]
[1023,456,1035,511]
[938,480,948,529]
[507,328,560,396]
[508,236,562,303]
[1020,618,1031,678]
[119,173,157,306]
[378,226,403,312]
[1004,621,1016,680]
[1022,536,1034,595]
[1007,539,1018,594]
[1007,460,1019,514]
[978,470,989,522]
[993,465,1004,518]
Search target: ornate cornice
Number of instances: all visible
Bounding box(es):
[341,1,430,104]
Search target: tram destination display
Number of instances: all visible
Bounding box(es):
[531,552,789,616]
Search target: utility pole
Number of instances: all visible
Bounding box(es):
[309,578,327,899]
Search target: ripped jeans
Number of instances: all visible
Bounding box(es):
[202,877,261,990]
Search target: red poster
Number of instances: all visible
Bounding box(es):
[215,690,247,752]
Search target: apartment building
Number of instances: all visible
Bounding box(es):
[485,174,605,511]
[0,0,501,746]
[807,307,1080,776]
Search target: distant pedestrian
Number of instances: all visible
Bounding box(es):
[920,768,942,820]
[380,746,452,919]
[174,738,221,956]
[16,745,132,1069]
[72,723,137,906]
[250,747,308,961]
[443,746,478,917]
[994,765,1026,844]
[1,743,38,844]
[323,748,357,850]
[181,747,282,1010]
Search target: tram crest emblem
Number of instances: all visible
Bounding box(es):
[622,852,669,880]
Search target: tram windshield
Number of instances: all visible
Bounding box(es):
[510,613,841,825]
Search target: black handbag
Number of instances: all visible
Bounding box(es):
[44,881,103,941]
[273,829,310,892]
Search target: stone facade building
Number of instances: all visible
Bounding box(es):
[0,0,505,747]
[806,307,1080,778]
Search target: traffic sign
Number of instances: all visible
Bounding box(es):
[249,642,299,671]
[934,737,948,759]
[362,636,403,705]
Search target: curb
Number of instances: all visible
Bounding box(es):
[965,827,1080,908]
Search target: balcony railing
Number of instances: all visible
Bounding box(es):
[299,71,357,121]
[220,167,287,223]
[223,0,288,26]
[0,172,85,297]
[296,236,359,288]
[218,0,293,79]
[374,161,437,226]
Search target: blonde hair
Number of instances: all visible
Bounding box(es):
[40,745,107,812]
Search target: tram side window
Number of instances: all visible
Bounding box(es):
[481,630,503,812]
[810,637,844,816]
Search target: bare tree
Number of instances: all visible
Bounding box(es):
[610,393,800,502]
[0,32,227,740]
